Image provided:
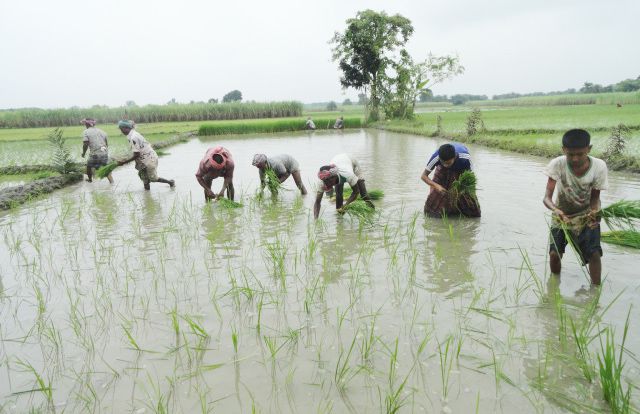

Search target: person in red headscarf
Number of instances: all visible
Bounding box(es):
[195,146,235,202]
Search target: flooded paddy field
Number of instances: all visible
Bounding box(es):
[1,129,639,413]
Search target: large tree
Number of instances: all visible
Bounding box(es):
[222,90,243,103]
[331,10,413,122]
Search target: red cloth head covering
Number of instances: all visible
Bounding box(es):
[81,118,96,127]
[208,146,228,169]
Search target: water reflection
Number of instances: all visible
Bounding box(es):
[422,216,480,297]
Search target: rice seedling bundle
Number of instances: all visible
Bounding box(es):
[264,168,283,195]
[448,170,477,205]
[217,198,243,208]
[600,200,640,232]
[342,200,376,221]
[601,230,640,249]
[342,187,384,200]
[95,162,118,179]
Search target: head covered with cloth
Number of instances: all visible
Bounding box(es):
[81,118,96,128]
[251,153,268,169]
[317,164,339,191]
[118,120,135,132]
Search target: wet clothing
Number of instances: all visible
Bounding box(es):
[315,153,363,193]
[267,154,300,176]
[425,142,471,173]
[544,156,608,217]
[195,147,234,180]
[550,225,602,265]
[127,129,159,182]
[87,154,109,169]
[424,165,481,218]
[83,127,108,156]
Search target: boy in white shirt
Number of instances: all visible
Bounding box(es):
[543,129,608,285]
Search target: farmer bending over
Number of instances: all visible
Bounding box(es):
[543,129,608,285]
[421,142,481,218]
[252,153,307,195]
[81,118,113,183]
[196,146,235,202]
[313,153,373,219]
[333,116,344,129]
[305,117,316,130]
[117,120,175,190]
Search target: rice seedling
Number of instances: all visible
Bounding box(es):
[217,198,243,208]
[263,168,284,196]
[597,310,633,413]
[341,200,376,221]
[600,200,640,230]
[601,231,640,249]
[342,187,385,200]
[95,162,118,179]
[448,170,478,207]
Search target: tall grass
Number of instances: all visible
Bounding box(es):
[471,92,640,107]
[199,116,362,136]
[0,101,303,128]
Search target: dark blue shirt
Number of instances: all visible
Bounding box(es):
[425,142,472,173]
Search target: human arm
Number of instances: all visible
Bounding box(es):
[81,142,89,158]
[118,151,140,165]
[420,169,446,193]
[313,191,323,220]
[542,177,569,223]
[259,168,266,190]
[586,189,601,227]
[196,174,216,198]
[217,176,233,199]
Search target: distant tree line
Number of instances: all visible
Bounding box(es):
[491,76,640,100]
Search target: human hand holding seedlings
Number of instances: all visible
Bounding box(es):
[433,183,447,194]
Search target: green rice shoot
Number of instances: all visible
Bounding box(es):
[95,162,118,179]
[264,168,284,196]
[217,198,243,209]
[601,230,640,249]
[342,200,376,221]
[343,187,384,200]
[600,200,640,231]
[156,150,170,157]
[448,170,478,204]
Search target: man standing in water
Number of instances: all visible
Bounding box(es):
[196,146,235,202]
[251,153,307,195]
[421,142,481,218]
[314,153,373,219]
[543,129,608,285]
[81,118,113,183]
[117,120,175,190]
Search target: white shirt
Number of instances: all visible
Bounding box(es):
[315,153,360,193]
[544,155,608,216]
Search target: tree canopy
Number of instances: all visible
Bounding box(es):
[222,90,243,103]
[331,10,413,121]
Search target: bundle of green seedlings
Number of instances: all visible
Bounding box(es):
[342,200,375,221]
[599,200,640,249]
[448,170,477,205]
[342,187,385,200]
[217,198,243,208]
[263,168,284,195]
[95,162,118,179]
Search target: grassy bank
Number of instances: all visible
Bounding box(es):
[0,101,303,128]
[199,116,362,136]
[376,104,640,173]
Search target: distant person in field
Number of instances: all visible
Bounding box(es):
[421,142,481,218]
[313,153,373,219]
[196,146,235,202]
[543,129,608,285]
[333,116,344,129]
[305,117,316,130]
[252,153,307,195]
[117,120,175,190]
[81,118,113,183]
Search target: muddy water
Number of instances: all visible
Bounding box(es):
[1,129,639,413]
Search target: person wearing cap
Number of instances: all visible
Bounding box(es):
[421,142,480,217]
[80,118,113,183]
[251,153,307,195]
[117,120,175,190]
[313,153,373,219]
[196,146,235,202]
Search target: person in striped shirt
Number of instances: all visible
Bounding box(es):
[420,142,480,217]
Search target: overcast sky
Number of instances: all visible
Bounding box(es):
[1,0,638,109]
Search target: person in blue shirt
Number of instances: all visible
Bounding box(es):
[420,142,481,217]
